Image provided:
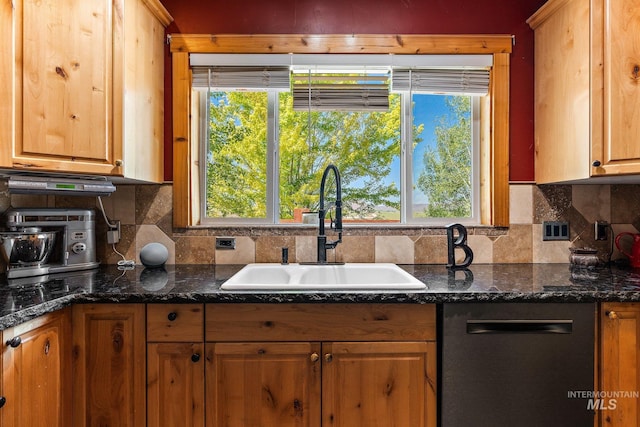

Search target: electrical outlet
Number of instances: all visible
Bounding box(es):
[216,237,236,250]
[542,221,570,241]
[107,220,121,244]
[595,221,609,240]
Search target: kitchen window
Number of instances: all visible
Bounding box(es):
[169,34,512,228]
[192,54,487,225]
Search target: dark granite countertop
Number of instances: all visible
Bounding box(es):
[1,263,640,330]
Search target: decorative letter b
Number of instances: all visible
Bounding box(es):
[446,223,474,269]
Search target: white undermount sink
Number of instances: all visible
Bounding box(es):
[221,263,426,291]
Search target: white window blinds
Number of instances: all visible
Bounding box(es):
[191,66,291,91]
[391,68,491,96]
[291,71,390,112]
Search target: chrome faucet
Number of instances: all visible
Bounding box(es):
[317,164,343,263]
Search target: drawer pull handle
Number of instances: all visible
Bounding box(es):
[167,312,178,321]
[6,337,21,348]
[324,353,333,363]
[191,353,201,363]
[310,353,319,363]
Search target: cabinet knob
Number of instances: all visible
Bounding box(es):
[607,310,618,320]
[324,353,333,363]
[592,160,602,167]
[115,159,123,167]
[310,353,319,363]
[167,312,178,321]
[6,337,21,348]
[191,353,201,363]
[0,396,5,408]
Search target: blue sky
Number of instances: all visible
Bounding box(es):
[386,94,451,205]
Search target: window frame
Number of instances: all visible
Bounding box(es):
[170,34,512,228]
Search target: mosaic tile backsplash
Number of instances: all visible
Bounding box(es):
[1,180,638,266]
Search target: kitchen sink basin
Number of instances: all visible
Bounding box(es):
[221,263,426,291]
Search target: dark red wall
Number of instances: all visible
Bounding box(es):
[162,0,547,182]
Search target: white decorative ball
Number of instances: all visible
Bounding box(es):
[139,242,169,268]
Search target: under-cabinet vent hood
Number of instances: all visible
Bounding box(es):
[6,174,116,197]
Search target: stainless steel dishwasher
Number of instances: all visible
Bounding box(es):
[442,303,595,427]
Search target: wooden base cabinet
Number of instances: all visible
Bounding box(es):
[528,0,640,183]
[1,308,71,427]
[148,343,205,427]
[146,304,205,427]
[205,304,437,427]
[207,342,322,427]
[323,341,435,427]
[72,304,146,427]
[0,0,172,181]
[600,303,640,426]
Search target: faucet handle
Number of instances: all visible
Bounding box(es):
[328,205,342,231]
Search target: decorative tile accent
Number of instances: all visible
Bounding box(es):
[509,184,533,224]
[336,236,375,263]
[295,236,317,263]
[100,224,137,265]
[572,185,610,223]
[532,226,571,263]
[611,185,640,225]
[174,236,216,264]
[414,235,448,264]
[375,236,415,264]
[101,185,136,225]
[533,185,572,224]
[10,194,53,208]
[255,236,296,263]
[135,185,172,225]
[492,224,533,263]
[466,235,494,264]
[135,224,176,265]
[215,236,255,265]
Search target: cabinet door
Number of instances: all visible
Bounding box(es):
[147,343,205,427]
[322,341,436,427]
[601,303,640,426]
[206,342,321,427]
[594,0,640,175]
[1,309,71,427]
[11,0,120,175]
[531,0,591,183]
[72,304,146,427]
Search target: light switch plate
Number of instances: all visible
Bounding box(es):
[542,221,569,241]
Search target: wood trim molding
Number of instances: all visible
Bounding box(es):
[491,53,511,227]
[170,34,513,54]
[172,52,192,228]
[169,34,512,227]
[141,0,174,27]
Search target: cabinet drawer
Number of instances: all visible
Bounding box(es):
[206,303,436,342]
[147,304,204,342]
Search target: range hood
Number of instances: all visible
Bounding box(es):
[6,174,116,197]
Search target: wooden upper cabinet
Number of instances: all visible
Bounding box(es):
[529,0,640,183]
[0,0,172,181]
